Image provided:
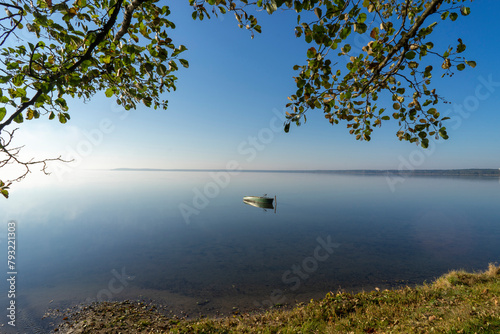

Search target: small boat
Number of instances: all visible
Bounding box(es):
[243,195,274,205]
[243,199,274,209]
[243,195,277,213]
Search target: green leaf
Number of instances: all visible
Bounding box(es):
[59,113,67,124]
[340,26,351,40]
[354,23,367,34]
[466,60,476,68]
[80,59,92,72]
[1,189,8,199]
[55,98,68,111]
[457,63,465,71]
[314,8,322,19]
[169,61,178,71]
[13,88,27,98]
[105,87,114,97]
[460,7,470,16]
[284,122,290,133]
[6,62,19,70]
[179,59,189,68]
[102,55,111,64]
[13,113,23,124]
[266,1,278,14]
[0,107,5,122]
[457,41,466,53]
[12,75,24,87]
[307,47,317,58]
[405,51,416,60]
[0,76,11,84]
[439,127,449,140]
[421,138,429,149]
[357,13,367,23]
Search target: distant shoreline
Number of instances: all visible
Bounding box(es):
[111,168,500,177]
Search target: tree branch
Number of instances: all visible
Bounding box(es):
[0,89,43,133]
[68,0,124,72]
[0,128,71,183]
[0,0,124,133]
[0,0,126,189]
[0,2,24,46]
[359,0,443,95]
[114,0,147,42]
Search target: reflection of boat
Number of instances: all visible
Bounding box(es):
[243,195,274,205]
[243,199,274,209]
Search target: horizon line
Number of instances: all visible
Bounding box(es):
[109,168,500,173]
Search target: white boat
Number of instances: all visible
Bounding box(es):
[242,195,274,205]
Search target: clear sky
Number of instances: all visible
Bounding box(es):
[6,0,500,182]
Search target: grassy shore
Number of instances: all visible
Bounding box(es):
[56,264,500,333]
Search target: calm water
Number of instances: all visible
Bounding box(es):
[1,170,499,332]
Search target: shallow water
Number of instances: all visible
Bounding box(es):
[1,170,499,332]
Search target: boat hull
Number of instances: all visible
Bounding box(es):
[243,196,274,204]
[243,199,274,209]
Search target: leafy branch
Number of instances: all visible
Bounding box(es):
[278,0,474,148]
[0,0,189,194]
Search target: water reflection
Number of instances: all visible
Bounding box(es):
[0,170,499,331]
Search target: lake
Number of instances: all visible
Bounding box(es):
[1,170,499,332]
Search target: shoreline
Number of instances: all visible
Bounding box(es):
[36,280,412,331]
[50,264,499,333]
[110,168,500,177]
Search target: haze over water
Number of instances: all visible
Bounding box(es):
[1,170,499,332]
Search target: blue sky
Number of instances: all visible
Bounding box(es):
[7,1,500,181]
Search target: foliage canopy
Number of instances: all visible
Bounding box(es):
[0,0,474,197]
